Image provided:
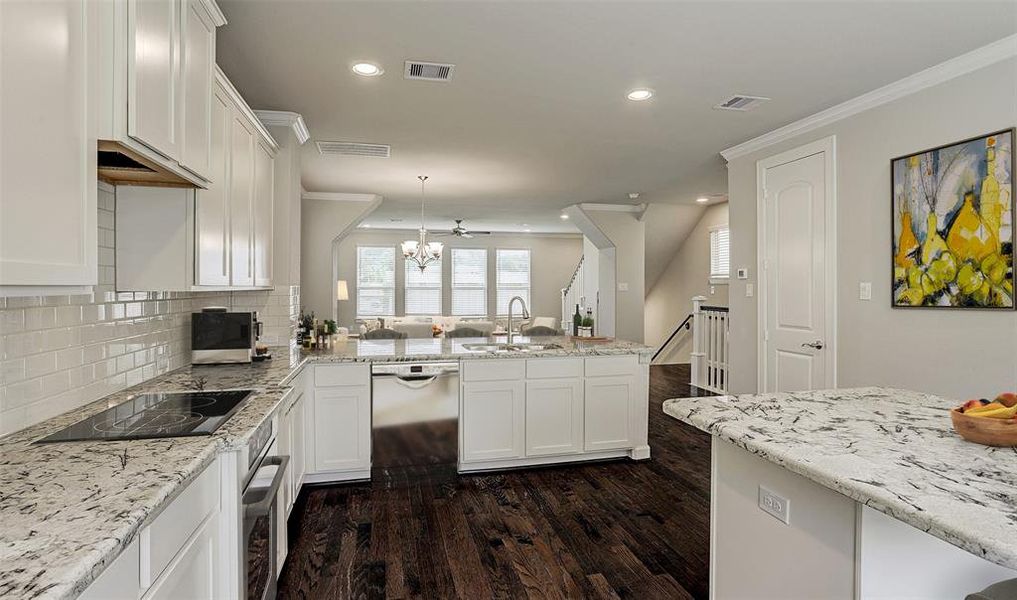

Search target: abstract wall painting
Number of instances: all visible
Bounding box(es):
[892,129,1014,309]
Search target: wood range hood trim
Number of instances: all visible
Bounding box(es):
[97,140,207,189]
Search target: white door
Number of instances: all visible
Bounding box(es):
[194,83,231,286]
[759,139,835,392]
[525,378,583,457]
[583,376,634,451]
[229,114,255,286]
[312,386,370,472]
[128,0,179,160]
[461,381,525,462]
[145,513,220,600]
[179,0,215,179]
[253,141,274,287]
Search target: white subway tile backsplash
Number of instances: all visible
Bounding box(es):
[0,182,294,437]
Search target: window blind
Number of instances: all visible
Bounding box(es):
[404,258,442,315]
[710,227,730,279]
[356,246,395,316]
[451,248,487,316]
[496,249,530,315]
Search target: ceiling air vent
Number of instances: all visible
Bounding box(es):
[404,60,455,82]
[316,141,391,158]
[713,95,770,112]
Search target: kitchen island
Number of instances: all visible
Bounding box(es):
[665,387,1017,599]
[0,336,651,599]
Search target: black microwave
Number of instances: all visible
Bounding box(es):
[191,309,257,364]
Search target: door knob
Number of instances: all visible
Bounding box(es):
[802,340,824,350]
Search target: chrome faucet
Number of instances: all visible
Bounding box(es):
[507,296,529,344]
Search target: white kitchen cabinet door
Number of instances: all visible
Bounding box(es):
[583,376,635,451]
[194,82,231,286]
[127,0,180,161]
[178,0,214,180]
[0,0,97,289]
[229,114,255,286]
[79,538,142,600]
[312,386,371,473]
[290,393,306,505]
[145,512,219,600]
[525,378,583,457]
[253,141,274,287]
[461,381,525,462]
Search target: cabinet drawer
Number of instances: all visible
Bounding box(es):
[584,355,638,378]
[143,461,218,586]
[80,538,142,600]
[526,358,582,379]
[314,363,370,387]
[462,359,525,382]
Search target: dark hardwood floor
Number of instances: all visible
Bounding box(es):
[279,364,714,600]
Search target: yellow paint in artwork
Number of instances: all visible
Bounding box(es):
[895,211,919,269]
[979,139,1003,251]
[947,192,997,262]
[921,213,949,264]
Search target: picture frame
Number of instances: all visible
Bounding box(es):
[890,128,1015,310]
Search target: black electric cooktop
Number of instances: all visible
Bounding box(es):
[36,390,254,443]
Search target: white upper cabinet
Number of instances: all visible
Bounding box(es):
[253,141,274,287]
[0,0,97,292]
[229,113,255,287]
[97,0,225,188]
[178,0,216,179]
[194,81,231,286]
[127,0,180,160]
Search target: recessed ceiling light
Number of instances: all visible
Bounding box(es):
[560,213,569,220]
[351,62,383,77]
[627,88,653,101]
[696,197,709,204]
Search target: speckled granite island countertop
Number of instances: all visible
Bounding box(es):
[663,387,1017,570]
[0,336,650,599]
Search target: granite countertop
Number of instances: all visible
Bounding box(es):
[663,387,1017,570]
[301,335,653,363]
[0,335,650,599]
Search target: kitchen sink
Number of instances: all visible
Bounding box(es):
[461,342,562,353]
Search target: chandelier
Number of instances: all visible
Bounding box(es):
[402,175,443,271]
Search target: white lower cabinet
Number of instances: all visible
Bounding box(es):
[306,364,372,481]
[80,459,222,600]
[583,375,636,451]
[525,378,583,457]
[144,512,220,600]
[461,380,526,462]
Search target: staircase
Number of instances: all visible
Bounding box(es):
[560,256,584,329]
[653,296,730,394]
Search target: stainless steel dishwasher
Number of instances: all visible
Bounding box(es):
[371,362,459,481]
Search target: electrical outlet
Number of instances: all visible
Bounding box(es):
[710,285,716,295]
[745,283,754,297]
[759,486,790,524]
[859,282,872,301]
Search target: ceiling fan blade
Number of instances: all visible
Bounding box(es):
[461,233,474,239]
[472,231,493,235]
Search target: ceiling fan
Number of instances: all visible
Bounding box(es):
[436,219,492,239]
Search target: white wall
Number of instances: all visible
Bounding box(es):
[0,182,233,436]
[726,57,1017,398]
[333,230,582,327]
[645,202,729,363]
[300,195,380,319]
[586,210,645,343]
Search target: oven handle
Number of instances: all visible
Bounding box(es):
[243,455,289,519]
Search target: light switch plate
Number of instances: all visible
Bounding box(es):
[759,486,790,525]
[617,282,629,292]
[859,282,872,301]
[745,283,754,297]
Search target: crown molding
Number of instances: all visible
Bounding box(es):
[720,34,1017,162]
[198,0,227,27]
[254,110,310,145]
[215,66,279,152]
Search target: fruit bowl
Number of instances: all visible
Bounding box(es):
[951,393,1017,447]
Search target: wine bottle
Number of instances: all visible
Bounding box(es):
[573,304,582,336]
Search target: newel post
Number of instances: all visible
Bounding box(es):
[690,296,706,389]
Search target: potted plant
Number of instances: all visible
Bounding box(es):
[578,316,594,337]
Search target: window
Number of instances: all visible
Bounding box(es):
[496,249,530,315]
[451,248,487,316]
[404,258,442,315]
[356,246,395,316]
[710,226,730,282]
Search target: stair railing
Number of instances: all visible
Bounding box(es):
[560,255,584,329]
[690,296,729,394]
